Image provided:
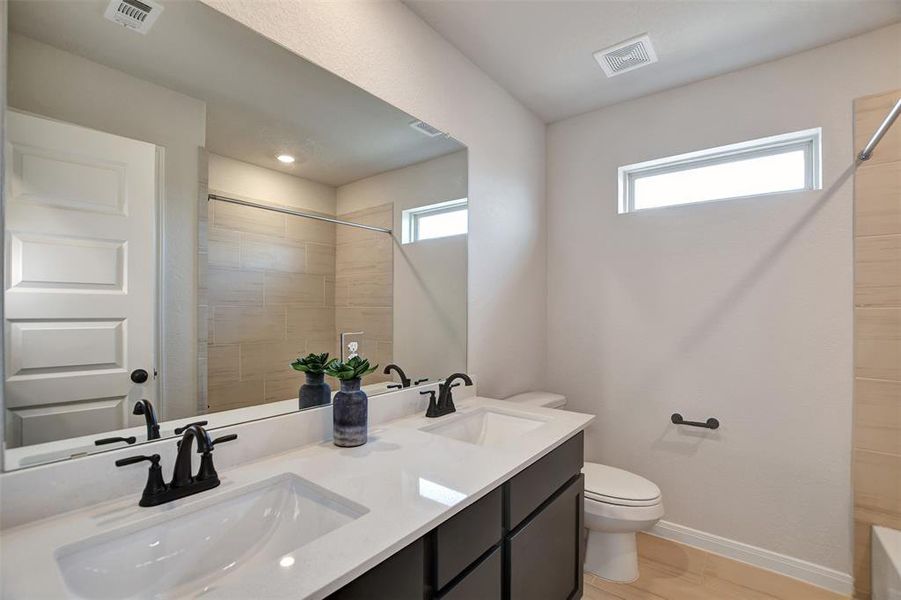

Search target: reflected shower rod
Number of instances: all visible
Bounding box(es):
[207,193,393,234]
[858,97,901,162]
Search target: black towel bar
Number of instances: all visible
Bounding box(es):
[671,413,719,430]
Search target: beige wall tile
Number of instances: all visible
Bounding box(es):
[854,91,901,165]
[207,344,240,384]
[213,306,286,344]
[264,272,326,306]
[855,234,901,307]
[855,162,901,237]
[336,307,393,340]
[855,308,901,381]
[264,370,304,403]
[339,203,393,230]
[854,378,901,455]
[335,274,393,307]
[285,214,336,245]
[208,227,240,268]
[212,200,285,237]
[335,237,393,276]
[853,449,901,517]
[306,243,336,275]
[287,306,336,340]
[241,234,307,273]
[207,377,263,412]
[854,520,871,598]
[208,267,264,306]
[240,340,307,378]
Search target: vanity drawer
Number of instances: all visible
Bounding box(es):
[326,538,424,600]
[438,545,501,600]
[506,431,583,529]
[435,487,503,590]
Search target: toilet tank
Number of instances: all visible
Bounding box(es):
[504,391,567,409]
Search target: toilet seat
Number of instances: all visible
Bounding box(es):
[583,462,661,507]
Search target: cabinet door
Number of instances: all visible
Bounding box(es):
[508,475,583,600]
[326,538,424,600]
[438,546,501,600]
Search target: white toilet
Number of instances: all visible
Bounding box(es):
[505,391,664,583]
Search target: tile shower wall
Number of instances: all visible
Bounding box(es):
[852,89,901,600]
[335,203,395,385]
[203,156,339,412]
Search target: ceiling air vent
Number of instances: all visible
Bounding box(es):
[409,120,444,138]
[104,0,164,34]
[593,34,658,78]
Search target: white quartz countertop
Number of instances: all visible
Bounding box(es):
[0,397,593,599]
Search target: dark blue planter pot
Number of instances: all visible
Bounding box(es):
[299,372,331,410]
[333,378,367,447]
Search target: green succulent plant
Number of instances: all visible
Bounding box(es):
[290,352,336,375]
[324,355,378,381]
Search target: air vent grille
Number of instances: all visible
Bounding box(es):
[104,0,164,34]
[593,34,658,78]
[409,120,444,138]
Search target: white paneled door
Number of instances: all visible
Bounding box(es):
[4,111,157,446]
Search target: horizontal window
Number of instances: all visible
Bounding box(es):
[618,128,822,213]
[402,198,468,244]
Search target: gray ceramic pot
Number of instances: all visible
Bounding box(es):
[333,378,367,447]
[299,372,331,410]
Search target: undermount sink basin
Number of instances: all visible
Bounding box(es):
[420,408,549,447]
[55,474,367,599]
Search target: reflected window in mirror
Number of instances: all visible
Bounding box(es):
[402,199,468,244]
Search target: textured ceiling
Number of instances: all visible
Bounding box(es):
[406,0,901,122]
[9,0,463,186]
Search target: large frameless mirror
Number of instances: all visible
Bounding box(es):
[2,0,467,470]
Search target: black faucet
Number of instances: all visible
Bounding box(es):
[133,399,160,440]
[423,372,473,418]
[116,424,237,507]
[383,364,411,389]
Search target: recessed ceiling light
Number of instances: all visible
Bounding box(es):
[277,154,295,164]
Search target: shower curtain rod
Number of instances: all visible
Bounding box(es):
[858,97,901,162]
[207,193,393,234]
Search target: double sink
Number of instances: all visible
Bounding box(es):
[54,406,550,599]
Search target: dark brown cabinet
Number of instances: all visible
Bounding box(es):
[327,431,584,600]
[508,475,584,600]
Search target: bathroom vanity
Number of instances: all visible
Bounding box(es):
[0,395,593,599]
[329,431,585,600]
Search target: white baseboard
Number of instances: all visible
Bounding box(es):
[648,520,854,597]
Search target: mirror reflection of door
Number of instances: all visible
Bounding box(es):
[4,111,157,447]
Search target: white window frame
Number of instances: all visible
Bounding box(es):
[617,128,822,214]
[401,198,468,244]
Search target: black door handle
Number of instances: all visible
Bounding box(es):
[131,369,149,384]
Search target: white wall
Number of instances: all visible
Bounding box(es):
[547,24,901,574]
[7,33,206,421]
[209,153,337,215]
[201,0,547,400]
[337,151,468,382]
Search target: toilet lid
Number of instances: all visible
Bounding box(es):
[582,463,661,506]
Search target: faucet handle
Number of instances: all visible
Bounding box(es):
[115,454,167,504]
[421,390,442,418]
[95,436,137,446]
[387,383,403,390]
[211,434,237,447]
[115,453,161,468]
[413,378,429,385]
[174,421,209,435]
